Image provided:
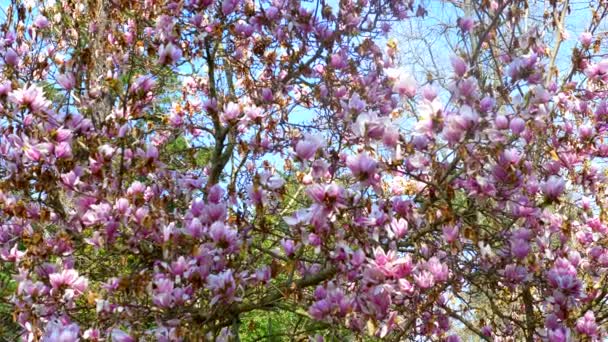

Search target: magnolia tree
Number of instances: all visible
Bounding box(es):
[2,0,608,340]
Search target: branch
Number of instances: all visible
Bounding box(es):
[470,0,510,69]
[442,306,491,341]
[545,0,569,84]
[522,286,536,342]
[195,266,337,332]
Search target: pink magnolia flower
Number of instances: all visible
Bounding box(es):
[33,15,50,29]
[531,85,551,104]
[446,335,462,342]
[502,264,527,284]
[22,142,42,162]
[254,266,271,283]
[260,172,284,190]
[265,6,279,20]
[501,148,521,164]
[114,197,130,215]
[235,21,254,37]
[450,55,468,77]
[347,152,378,182]
[388,218,408,239]
[414,270,434,289]
[82,328,100,340]
[207,185,225,204]
[61,171,80,188]
[8,84,51,113]
[153,278,175,308]
[480,96,495,112]
[42,321,79,342]
[457,17,474,32]
[222,0,240,15]
[84,231,104,248]
[57,73,76,90]
[542,176,565,201]
[0,80,12,95]
[510,238,530,259]
[48,269,88,295]
[442,106,479,144]
[421,85,437,101]
[426,257,448,282]
[54,142,72,159]
[209,222,238,250]
[158,43,182,65]
[579,32,593,47]
[382,126,399,147]
[309,299,331,320]
[0,244,25,262]
[205,203,227,222]
[442,225,459,243]
[221,102,240,122]
[495,115,509,129]
[510,117,526,135]
[55,128,73,142]
[146,145,159,160]
[207,269,237,305]
[546,258,582,294]
[281,239,296,257]
[393,73,417,98]
[584,60,608,80]
[576,311,598,336]
[347,93,366,113]
[127,180,145,196]
[389,254,414,278]
[330,53,347,69]
[4,48,19,66]
[131,75,156,94]
[261,88,273,102]
[244,105,264,121]
[367,286,392,319]
[313,286,327,301]
[453,77,479,99]
[283,208,313,226]
[111,329,135,342]
[579,124,594,140]
[411,134,429,150]
[353,111,386,139]
[295,134,323,160]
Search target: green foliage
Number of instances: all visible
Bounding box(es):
[0,265,19,339]
[239,309,373,341]
[195,148,212,168]
[41,80,61,102]
[164,135,212,170]
[240,310,303,342]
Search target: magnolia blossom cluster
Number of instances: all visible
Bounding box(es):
[2,0,608,341]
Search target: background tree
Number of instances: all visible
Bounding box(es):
[2,0,608,341]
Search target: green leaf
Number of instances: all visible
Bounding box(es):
[195,148,212,167]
